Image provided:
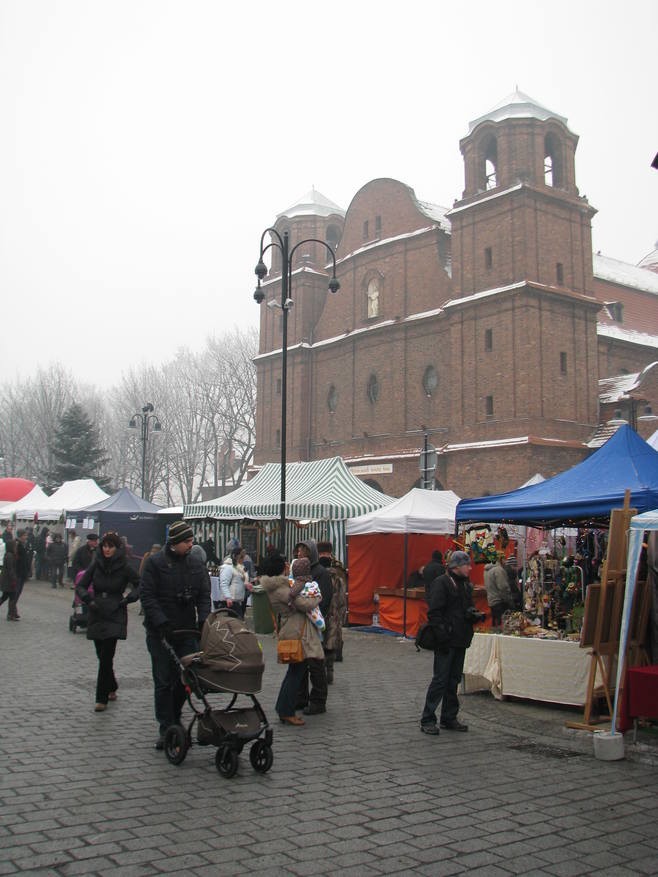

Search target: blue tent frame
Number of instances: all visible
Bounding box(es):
[456,426,658,526]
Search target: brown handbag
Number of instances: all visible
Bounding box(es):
[277,638,304,664]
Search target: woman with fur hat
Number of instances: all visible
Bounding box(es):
[260,553,324,726]
[76,531,141,712]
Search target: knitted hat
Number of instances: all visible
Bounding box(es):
[317,541,333,554]
[87,533,99,541]
[168,521,194,544]
[448,550,471,568]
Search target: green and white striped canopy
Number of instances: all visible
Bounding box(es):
[184,457,393,522]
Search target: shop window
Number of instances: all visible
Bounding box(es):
[485,328,493,352]
[485,247,493,270]
[327,384,338,414]
[422,365,438,397]
[556,262,564,285]
[485,395,494,417]
[367,373,380,404]
[560,352,567,374]
[363,220,369,241]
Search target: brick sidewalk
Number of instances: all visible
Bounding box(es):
[1,579,657,876]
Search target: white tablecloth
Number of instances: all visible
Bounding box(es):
[463,633,594,706]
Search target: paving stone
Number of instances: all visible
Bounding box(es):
[1,582,657,877]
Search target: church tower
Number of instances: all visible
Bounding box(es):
[444,90,601,449]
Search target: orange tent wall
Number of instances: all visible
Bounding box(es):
[347,532,456,626]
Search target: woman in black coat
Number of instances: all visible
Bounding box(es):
[76,532,140,712]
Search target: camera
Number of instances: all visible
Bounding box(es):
[465,606,486,623]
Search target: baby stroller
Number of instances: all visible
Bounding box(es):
[68,570,89,633]
[161,609,273,778]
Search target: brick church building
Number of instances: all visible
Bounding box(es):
[253,90,658,499]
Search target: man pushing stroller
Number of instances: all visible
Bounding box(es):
[140,521,210,750]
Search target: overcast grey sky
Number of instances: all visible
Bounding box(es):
[1,0,656,388]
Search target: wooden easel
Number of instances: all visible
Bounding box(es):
[566,493,635,731]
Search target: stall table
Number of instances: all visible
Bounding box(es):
[375,585,492,637]
[463,633,595,706]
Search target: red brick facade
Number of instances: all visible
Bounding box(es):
[253,93,658,500]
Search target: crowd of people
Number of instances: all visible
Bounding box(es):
[3,514,484,746]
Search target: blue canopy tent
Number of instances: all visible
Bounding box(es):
[72,487,164,560]
[456,425,658,527]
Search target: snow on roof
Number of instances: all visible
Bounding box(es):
[594,253,658,295]
[335,225,440,266]
[597,323,658,349]
[414,198,451,231]
[277,187,345,219]
[468,89,568,133]
[598,372,641,403]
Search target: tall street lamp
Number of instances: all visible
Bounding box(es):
[254,229,340,553]
[128,402,162,499]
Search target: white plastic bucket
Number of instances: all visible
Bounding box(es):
[593,730,625,761]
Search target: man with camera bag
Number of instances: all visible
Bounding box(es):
[140,521,210,750]
[419,550,483,735]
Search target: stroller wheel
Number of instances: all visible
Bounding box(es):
[249,740,273,774]
[215,745,239,778]
[164,724,189,765]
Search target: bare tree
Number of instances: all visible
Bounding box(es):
[0,327,258,506]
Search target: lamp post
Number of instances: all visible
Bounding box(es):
[128,403,162,499]
[254,229,340,553]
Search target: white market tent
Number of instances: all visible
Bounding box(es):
[345,488,460,630]
[36,479,110,520]
[612,507,658,732]
[0,484,51,519]
[184,457,393,561]
[346,488,459,535]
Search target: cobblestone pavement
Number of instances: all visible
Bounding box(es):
[1,579,657,876]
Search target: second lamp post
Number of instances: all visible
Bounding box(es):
[128,402,162,499]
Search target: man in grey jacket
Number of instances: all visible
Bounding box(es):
[484,552,514,627]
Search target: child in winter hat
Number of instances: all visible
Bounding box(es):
[290,556,325,632]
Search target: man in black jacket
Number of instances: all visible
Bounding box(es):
[421,549,446,601]
[71,533,99,579]
[140,520,211,750]
[294,538,333,715]
[419,550,482,736]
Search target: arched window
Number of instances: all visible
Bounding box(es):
[544,134,562,187]
[367,373,379,404]
[483,137,497,190]
[326,224,340,254]
[366,277,380,319]
[327,384,338,414]
[422,365,438,397]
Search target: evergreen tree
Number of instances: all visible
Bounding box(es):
[47,403,111,489]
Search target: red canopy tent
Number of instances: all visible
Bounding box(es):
[0,477,35,503]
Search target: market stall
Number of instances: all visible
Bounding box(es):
[456,426,658,708]
[71,487,164,558]
[346,488,460,633]
[183,457,393,563]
